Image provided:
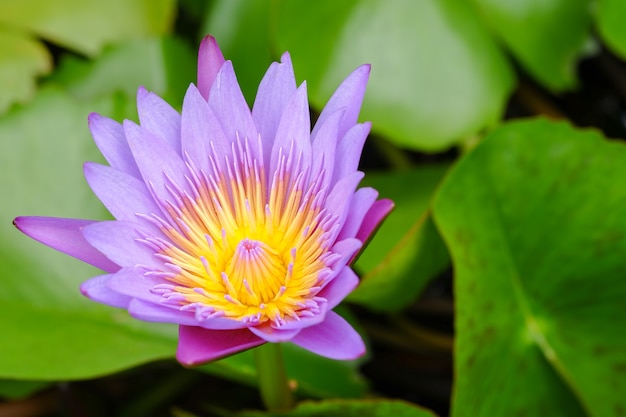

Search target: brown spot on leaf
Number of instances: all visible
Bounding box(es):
[613,362,626,374]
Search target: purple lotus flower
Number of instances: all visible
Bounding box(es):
[14,36,393,365]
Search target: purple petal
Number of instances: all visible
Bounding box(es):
[136,87,181,154]
[328,238,362,271]
[13,217,119,273]
[269,83,311,176]
[252,52,297,167]
[124,120,191,205]
[356,198,394,244]
[208,61,261,163]
[181,83,231,176]
[274,298,329,331]
[290,311,365,360]
[88,113,140,178]
[177,326,264,366]
[133,299,267,331]
[332,122,371,185]
[198,317,251,330]
[310,109,343,191]
[249,323,301,342]
[337,187,378,241]
[318,267,359,309]
[197,35,226,100]
[128,298,199,326]
[80,274,131,308]
[110,269,251,330]
[83,162,161,222]
[107,267,165,303]
[324,171,364,241]
[82,221,161,269]
[312,64,370,141]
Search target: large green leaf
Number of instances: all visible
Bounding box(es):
[48,37,196,108]
[471,0,590,91]
[0,87,178,379]
[0,38,197,378]
[201,0,274,104]
[236,399,438,417]
[349,166,450,312]
[0,29,50,114]
[595,0,626,59]
[0,0,175,56]
[276,0,514,151]
[0,380,49,399]
[433,118,626,416]
[0,0,175,113]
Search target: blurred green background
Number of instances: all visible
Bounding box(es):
[2,1,626,416]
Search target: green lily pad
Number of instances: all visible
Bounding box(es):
[237,399,438,417]
[48,37,196,108]
[0,0,176,56]
[350,165,450,312]
[595,0,626,60]
[0,87,179,379]
[201,0,274,104]
[276,0,514,151]
[433,118,626,416]
[0,29,51,114]
[0,0,175,113]
[471,0,591,91]
[0,380,50,399]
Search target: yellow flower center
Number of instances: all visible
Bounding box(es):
[224,238,286,306]
[150,142,331,325]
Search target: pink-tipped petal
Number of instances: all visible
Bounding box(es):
[249,323,301,342]
[312,64,370,140]
[84,162,161,222]
[197,35,226,100]
[13,217,119,273]
[136,87,181,154]
[177,326,264,366]
[291,311,365,360]
[88,113,140,178]
[332,122,371,185]
[181,84,230,176]
[356,198,394,244]
[270,83,311,176]
[82,221,161,269]
[318,267,359,309]
[80,274,131,308]
[337,187,379,241]
[252,52,297,166]
[208,61,260,162]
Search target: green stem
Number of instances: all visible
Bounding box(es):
[254,343,294,411]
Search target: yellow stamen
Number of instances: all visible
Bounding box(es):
[154,143,330,324]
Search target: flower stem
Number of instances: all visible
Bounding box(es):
[254,343,294,411]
